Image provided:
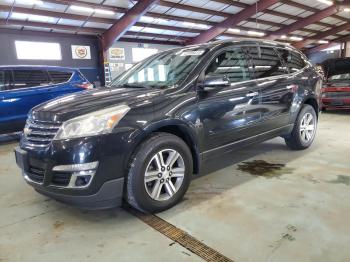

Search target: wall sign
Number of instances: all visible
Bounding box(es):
[109,48,125,60]
[71,45,91,59]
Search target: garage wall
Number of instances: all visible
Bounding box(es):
[107,41,179,79]
[0,29,102,83]
[308,50,341,64]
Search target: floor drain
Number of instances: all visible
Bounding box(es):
[125,206,234,262]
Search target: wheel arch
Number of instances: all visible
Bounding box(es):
[126,120,201,175]
[303,96,319,118]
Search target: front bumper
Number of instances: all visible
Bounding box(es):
[14,129,139,209]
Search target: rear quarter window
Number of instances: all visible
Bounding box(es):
[0,70,5,91]
[48,71,73,84]
[287,51,306,73]
[13,69,50,89]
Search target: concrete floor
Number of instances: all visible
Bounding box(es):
[1,111,350,262]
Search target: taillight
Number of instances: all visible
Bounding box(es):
[75,82,93,89]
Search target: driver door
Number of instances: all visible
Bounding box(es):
[197,46,262,153]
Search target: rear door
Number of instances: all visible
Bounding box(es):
[243,45,295,131]
[0,69,52,132]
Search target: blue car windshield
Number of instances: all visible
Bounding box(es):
[111,48,208,89]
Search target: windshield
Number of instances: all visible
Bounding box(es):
[111,48,208,88]
[328,73,350,82]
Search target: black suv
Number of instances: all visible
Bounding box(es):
[15,39,322,212]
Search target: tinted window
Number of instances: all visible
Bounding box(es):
[206,48,250,83]
[244,46,288,79]
[48,71,73,84]
[287,51,306,72]
[12,70,49,89]
[0,70,5,91]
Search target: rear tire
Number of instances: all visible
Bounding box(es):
[285,104,317,150]
[126,132,193,213]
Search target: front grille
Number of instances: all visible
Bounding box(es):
[323,92,350,98]
[27,166,45,183]
[24,119,62,147]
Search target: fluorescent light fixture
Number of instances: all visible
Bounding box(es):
[94,9,115,15]
[317,0,333,5]
[17,0,43,5]
[318,40,329,44]
[228,28,241,34]
[11,12,28,20]
[344,8,350,12]
[70,5,94,13]
[182,22,209,29]
[247,31,265,37]
[280,35,287,39]
[140,16,167,23]
[290,36,303,41]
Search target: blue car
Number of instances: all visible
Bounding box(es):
[0,66,93,134]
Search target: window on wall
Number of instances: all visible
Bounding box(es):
[132,48,158,63]
[15,41,62,60]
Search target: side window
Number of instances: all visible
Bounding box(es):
[0,70,5,91]
[205,48,250,83]
[12,70,49,89]
[48,71,73,84]
[286,51,306,73]
[244,46,288,79]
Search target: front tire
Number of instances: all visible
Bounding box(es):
[285,104,318,150]
[126,132,193,213]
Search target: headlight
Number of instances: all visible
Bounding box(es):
[54,105,130,140]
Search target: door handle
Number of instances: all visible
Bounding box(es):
[246,91,259,97]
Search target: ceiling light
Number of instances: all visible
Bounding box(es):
[228,28,241,34]
[94,9,115,15]
[247,31,265,37]
[344,8,350,12]
[182,22,209,29]
[280,35,287,39]
[70,5,94,13]
[317,0,333,5]
[318,40,329,44]
[290,36,303,41]
[18,0,43,5]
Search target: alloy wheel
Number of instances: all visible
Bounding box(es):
[144,149,185,201]
[299,112,316,144]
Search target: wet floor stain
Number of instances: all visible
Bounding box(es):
[328,175,350,186]
[53,220,64,230]
[237,160,293,178]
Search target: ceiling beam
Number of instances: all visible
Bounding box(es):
[306,34,350,54]
[101,0,159,51]
[49,0,327,35]
[187,0,280,45]
[294,22,350,49]
[267,5,338,40]
[281,0,348,23]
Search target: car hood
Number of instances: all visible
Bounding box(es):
[31,87,161,122]
[322,58,350,77]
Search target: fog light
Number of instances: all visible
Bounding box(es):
[67,170,95,188]
[75,175,92,187]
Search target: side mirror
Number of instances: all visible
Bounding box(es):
[201,75,230,91]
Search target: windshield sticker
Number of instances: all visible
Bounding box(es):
[180,50,205,56]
